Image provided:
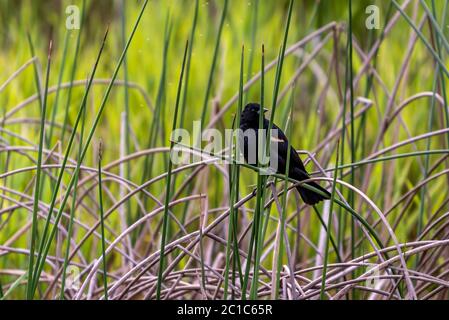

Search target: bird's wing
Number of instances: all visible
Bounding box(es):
[267,123,308,175]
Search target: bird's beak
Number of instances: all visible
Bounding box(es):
[264,108,269,113]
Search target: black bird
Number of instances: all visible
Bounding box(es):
[239,102,330,205]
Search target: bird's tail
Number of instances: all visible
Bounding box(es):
[297,181,331,206]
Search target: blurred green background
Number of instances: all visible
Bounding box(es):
[1,0,449,299]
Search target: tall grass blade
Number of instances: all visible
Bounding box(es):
[274,87,295,299]
[59,81,88,298]
[156,40,189,300]
[97,140,108,300]
[47,31,69,145]
[26,40,52,300]
[142,13,172,194]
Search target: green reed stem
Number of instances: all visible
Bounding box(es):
[156,41,189,300]
[274,88,294,299]
[47,31,69,145]
[59,81,88,299]
[251,0,294,299]
[26,40,52,300]
[97,140,108,300]
[224,45,245,299]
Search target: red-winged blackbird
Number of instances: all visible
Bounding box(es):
[239,102,330,205]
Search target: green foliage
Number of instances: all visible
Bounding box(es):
[1,0,449,300]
